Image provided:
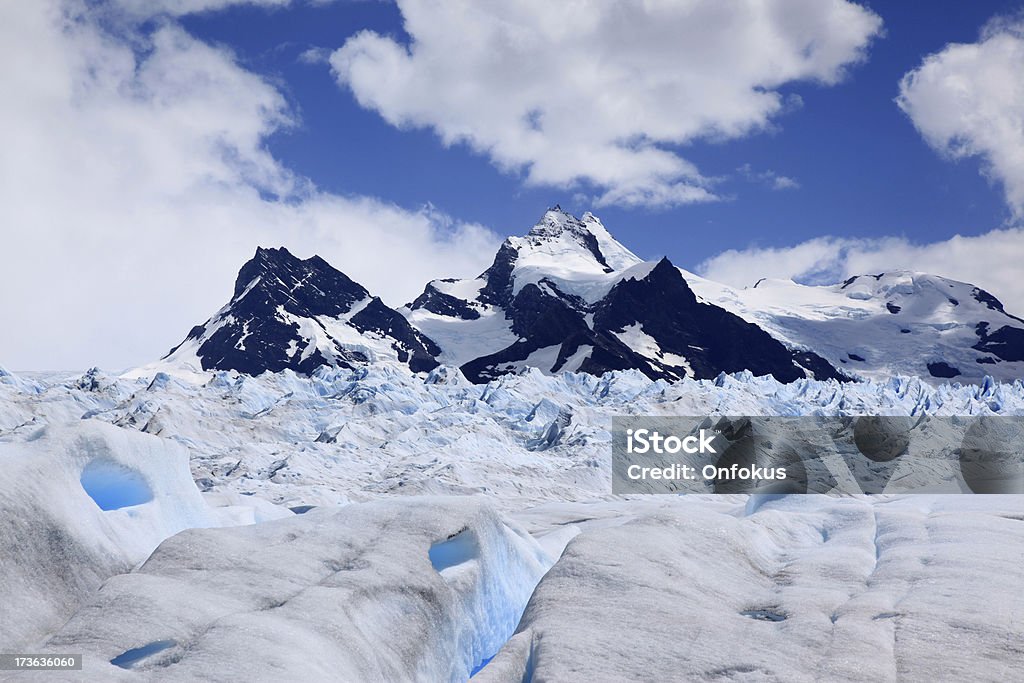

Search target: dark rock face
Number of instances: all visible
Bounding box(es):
[973,322,1024,363]
[159,209,1022,385]
[460,257,847,384]
[590,259,838,382]
[478,241,519,308]
[927,361,962,379]
[165,247,439,375]
[409,281,481,320]
[972,287,1024,322]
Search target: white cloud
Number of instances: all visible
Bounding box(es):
[737,164,801,191]
[112,0,291,18]
[329,0,881,209]
[771,175,801,191]
[897,16,1024,219]
[298,46,332,64]
[0,1,500,370]
[697,229,1024,313]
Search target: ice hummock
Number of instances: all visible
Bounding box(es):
[28,498,552,682]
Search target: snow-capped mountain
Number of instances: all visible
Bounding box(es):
[406,208,845,383]
[688,270,1024,384]
[150,247,440,377]
[142,208,1024,386]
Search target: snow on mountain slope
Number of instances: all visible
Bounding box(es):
[128,208,1023,387]
[405,207,1023,386]
[25,498,551,682]
[687,271,1024,385]
[131,247,440,380]
[407,208,843,384]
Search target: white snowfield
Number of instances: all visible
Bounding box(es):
[0,364,1022,681]
[687,270,1024,385]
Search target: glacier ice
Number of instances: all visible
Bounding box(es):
[478,495,1024,682]
[23,498,551,682]
[1,363,1022,681]
[0,422,222,649]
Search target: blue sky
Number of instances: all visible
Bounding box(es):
[3,0,1024,369]
[181,0,1019,264]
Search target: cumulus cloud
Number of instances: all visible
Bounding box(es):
[0,1,499,370]
[329,0,881,209]
[697,228,1024,313]
[897,16,1024,219]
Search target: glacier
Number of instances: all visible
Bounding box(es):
[0,422,224,650]
[478,495,1024,682]
[1,364,1022,681]
[19,498,551,682]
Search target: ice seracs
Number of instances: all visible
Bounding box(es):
[6,363,1023,512]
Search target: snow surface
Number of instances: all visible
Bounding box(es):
[478,495,1024,682]
[0,422,231,650]
[405,305,519,368]
[18,498,551,682]
[505,209,643,301]
[613,323,694,379]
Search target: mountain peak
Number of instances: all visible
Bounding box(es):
[254,245,294,258]
[233,246,365,303]
[521,208,641,271]
[529,207,589,237]
[154,245,441,377]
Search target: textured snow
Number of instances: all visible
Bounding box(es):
[505,209,643,302]
[613,322,694,379]
[4,365,1024,510]
[24,498,551,682]
[477,495,1024,682]
[492,210,662,306]
[578,212,643,271]
[405,305,519,367]
[0,421,229,650]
